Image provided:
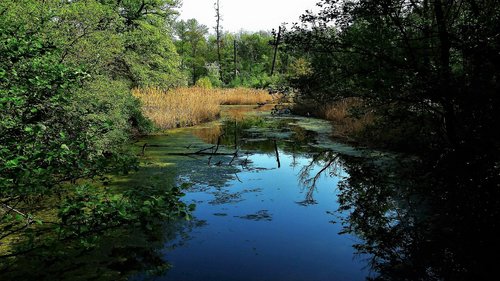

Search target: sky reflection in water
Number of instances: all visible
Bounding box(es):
[146,116,372,281]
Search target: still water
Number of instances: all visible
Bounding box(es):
[2,106,496,281]
[132,107,376,280]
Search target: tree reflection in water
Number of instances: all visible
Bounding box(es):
[0,215,205,281]
[298,150,343,206]
[300,148,499,280]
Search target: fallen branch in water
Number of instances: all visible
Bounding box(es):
[1,203,34,225]
[165,152,235,156]
[195,146,216,154]
[139,142,240,159]
[1,203,27,218]
[140,143,216,157]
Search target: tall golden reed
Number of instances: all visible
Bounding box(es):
[319,98,374,139]
[132,87,274,129]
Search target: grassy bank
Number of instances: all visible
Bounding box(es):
[133,87,275,129]
[294,98,374,143]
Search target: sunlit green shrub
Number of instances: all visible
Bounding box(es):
[195,77,213,89]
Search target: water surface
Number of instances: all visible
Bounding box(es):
[132,107,375,280]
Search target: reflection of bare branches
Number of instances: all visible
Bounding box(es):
[273,139,281,168]
[228,149,239,165]
[208,132,225,165]
[298,150,342,206]
[234,173,243,183]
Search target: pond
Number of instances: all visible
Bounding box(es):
[129,106,381,281]
[2,106,496,281]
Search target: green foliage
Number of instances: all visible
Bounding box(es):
[232,31,276,84]
[229,72,274,89]
[173,27,286,87]
[195,77,213,89]
[58,183,191,239]
[287,57,312,80]
[285,0,500,151]
[174,19,209,85]
[202,61,223,87]
[50,0,124,73]
[0,0,188,260]
[0,27,90,197]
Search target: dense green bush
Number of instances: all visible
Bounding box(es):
[0,0,188,258]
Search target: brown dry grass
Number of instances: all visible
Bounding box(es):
[215,87,275,105]
[318,98,374,140]
[132,87,276,129]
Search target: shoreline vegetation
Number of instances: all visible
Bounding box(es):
[293,98,374,144]
[132,85,374,149]
[132,85,375,151]
[133,87,277,129]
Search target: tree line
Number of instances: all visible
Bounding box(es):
[284,0,499,152]
[0,0,194,266]
[173,18,287,88]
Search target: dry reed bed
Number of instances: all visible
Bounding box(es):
[215,88,274,105]
[318,98,374,139]
[132,87,274,129]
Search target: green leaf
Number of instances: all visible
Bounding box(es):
[6,159,19,168]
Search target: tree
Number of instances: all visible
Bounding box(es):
[174,19,209,85]
[285,0,500,151]
[117,0,185,87]
[214,0,223,81]
[0,0,189,263]
[285,4,500,278]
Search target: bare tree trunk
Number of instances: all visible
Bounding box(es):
[234,39,237,79]
[192,44,197,84]
[433,0,457,145]
[215,0,222,81]
[271,26,282,76]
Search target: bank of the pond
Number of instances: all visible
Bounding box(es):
[0,131,193,280]
[290,98,373,146]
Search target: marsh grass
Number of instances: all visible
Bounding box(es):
[318,98,374,140]
[132,87,275,129]
[215,88,275,105]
